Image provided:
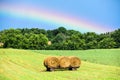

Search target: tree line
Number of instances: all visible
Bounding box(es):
[0,27,120,50]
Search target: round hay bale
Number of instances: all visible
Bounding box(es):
[44,56,59,69]
[69,56,81,68]
[59,56,70,68]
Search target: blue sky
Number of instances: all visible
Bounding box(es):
[0,0,120,33]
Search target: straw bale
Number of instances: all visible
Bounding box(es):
[69,56,81,68]
[59,56,70,68]
[44,56,59,69]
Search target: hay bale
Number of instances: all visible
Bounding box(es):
[44,56,59,71]
[59,56,70,68]
[69,56,81,68]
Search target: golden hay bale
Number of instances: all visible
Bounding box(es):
[59,56,70,68]
[69,56,81,68]
[44,56,59,69]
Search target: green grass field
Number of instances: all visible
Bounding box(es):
[33,49,120,67]
[0,49,120,80]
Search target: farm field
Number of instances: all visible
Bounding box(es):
[33,49,120,67]
[0,48,120,80]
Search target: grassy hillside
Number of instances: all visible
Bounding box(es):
[0,49,120,80]
[33,49,120,67]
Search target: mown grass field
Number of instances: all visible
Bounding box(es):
[33,49,120,67]
[0,49,120,80]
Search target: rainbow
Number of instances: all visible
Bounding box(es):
[0,4,111,33]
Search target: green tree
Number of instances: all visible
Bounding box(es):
[0,27,119,50]
[64,34,85,50]
[1,28,21,48]
[58,27,67,34]
[47,30,55,41]
[66,30,81,37]
[98,38,116,49]
[28,33,48,49]
[83,32,98,49]
[111,29,120,48]
[88,40,97,49]
[52,33,66,43]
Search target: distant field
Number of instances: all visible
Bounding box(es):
[0,49,120,80]
[33,49,120,67]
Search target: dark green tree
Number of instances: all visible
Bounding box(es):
[98,37,116,49]
[28,33,48,49]
[83,32,98,49]
[52,33,66,43]
[0,27,119,50]
[58,27,67,34]
[63,34,85,50]
[111,29,120,48]
[0,28,21,48]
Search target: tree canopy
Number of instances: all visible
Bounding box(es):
[0,27,119,50]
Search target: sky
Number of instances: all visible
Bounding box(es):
[0,0,120,33]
